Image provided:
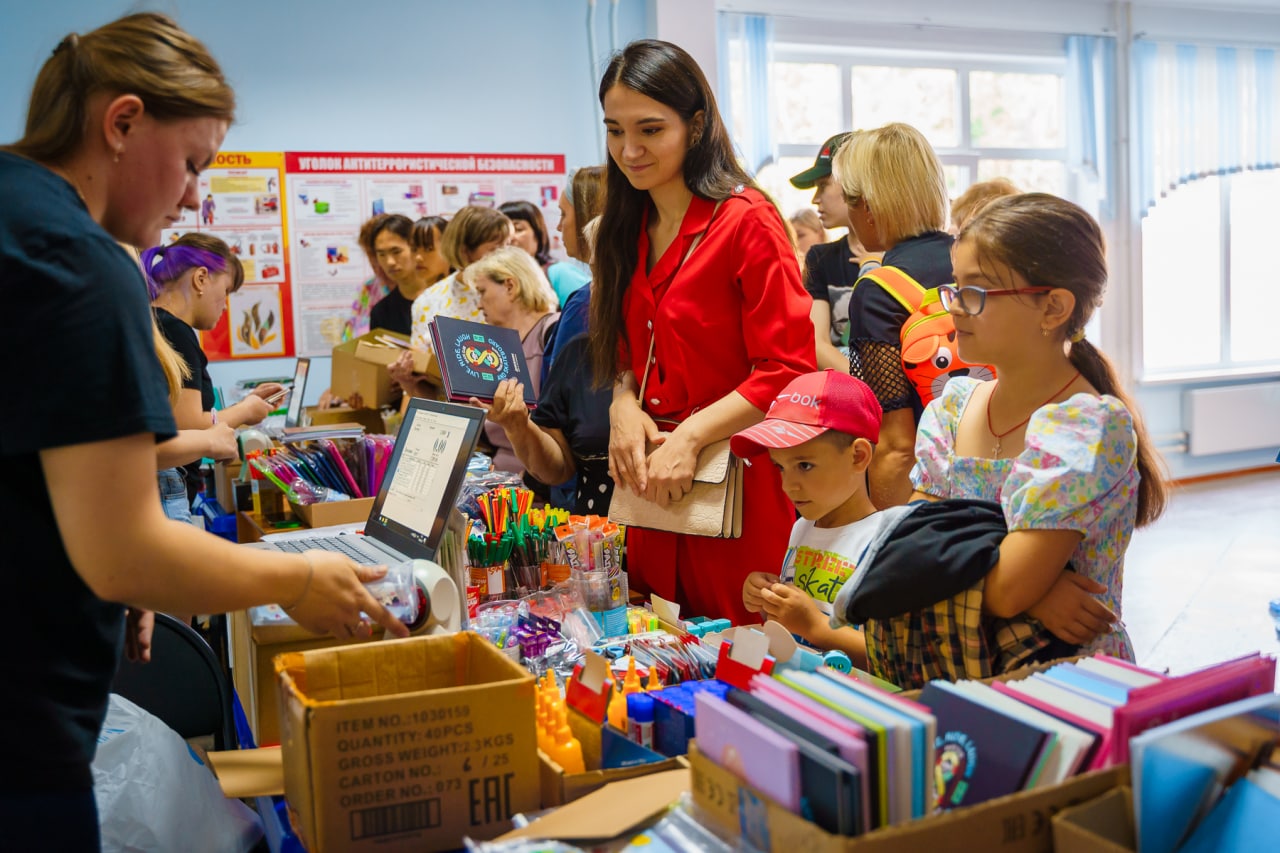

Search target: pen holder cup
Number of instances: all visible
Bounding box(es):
[468,561,514,602]
[540,562,572,587]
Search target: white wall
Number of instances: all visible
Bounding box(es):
[1,0,651,403]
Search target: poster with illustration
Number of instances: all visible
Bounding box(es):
[228,285,286,357]
[285,151,566,356]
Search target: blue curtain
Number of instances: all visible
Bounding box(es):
[1066,36,1117,218]
[1134,40,1280,213]
[717,12,775,173]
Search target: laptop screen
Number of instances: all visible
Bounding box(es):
[365,398,484,560]
[285,357,310,428]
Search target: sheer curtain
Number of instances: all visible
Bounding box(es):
[717,12,775,173]
[1066,36,1117,219]
[1134,40,1280,213]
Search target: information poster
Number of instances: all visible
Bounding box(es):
[160,151,293,360]
[285,151,567,356]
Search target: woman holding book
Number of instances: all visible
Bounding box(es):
[591,40,815,624]
[897,194,1168,672]
[0,14,406,845]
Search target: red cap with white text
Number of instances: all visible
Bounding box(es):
[730,370,882,458]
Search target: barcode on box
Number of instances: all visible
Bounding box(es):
[349,797,442,839]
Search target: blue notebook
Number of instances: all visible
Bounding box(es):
[1178,776,1280,853]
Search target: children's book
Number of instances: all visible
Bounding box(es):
[991,677,1116,771]
[1075,655,1167,688]
[428,315,538,407]
[1038,663,1133,707]
[918,682,1049,810]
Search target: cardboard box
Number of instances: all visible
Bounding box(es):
[275,633,539,852]
[1052,786,1136,853]
[305,406,387,434]
[213,460,242,513]
[538,705,686,807]
[330,328,435,409]
[289,496,375,528]
[689,744,1126,853]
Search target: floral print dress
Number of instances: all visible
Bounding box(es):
[910,377,1140,660]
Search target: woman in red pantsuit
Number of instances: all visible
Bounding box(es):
[588,40,817,624]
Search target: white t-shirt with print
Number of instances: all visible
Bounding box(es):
[780,511,897,620]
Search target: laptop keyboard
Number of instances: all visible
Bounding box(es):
[273,536,381,565]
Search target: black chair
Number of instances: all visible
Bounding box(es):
[112,612,237,751]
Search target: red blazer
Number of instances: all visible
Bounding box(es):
[619,187,816,422]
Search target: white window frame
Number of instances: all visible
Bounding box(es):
[769,42,1073,200]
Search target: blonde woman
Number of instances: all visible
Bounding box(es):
[464,246,560,474]
[834,122,952,508]
[0,15,406,841]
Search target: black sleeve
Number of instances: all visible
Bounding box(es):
[848,280,915,413]
[4,234,175,453]
[530,341,576,436]
[155,311,203,392]
[802,243,831,303]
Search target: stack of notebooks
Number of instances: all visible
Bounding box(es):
[694,651,1275,839]
[695,667,936,837]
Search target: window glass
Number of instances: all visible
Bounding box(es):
[851,66,958,147]
[976,159,1068,196]
[1228,170,1280,363]
[756,157,831,235]
[774,62,841,145]
[1142,177,1222,370]
[970,71,1065,148]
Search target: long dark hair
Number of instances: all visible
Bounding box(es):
[588,39,756,387]
[498,200,552,267]
[960,194,1168,527]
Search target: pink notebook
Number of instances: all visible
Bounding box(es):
[1110,653,1276,765]
[694,692,803,812]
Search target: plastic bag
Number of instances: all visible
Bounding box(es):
[92,694,263,853]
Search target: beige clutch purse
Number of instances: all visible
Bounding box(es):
[608,438,743,538]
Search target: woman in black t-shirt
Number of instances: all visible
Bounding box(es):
[1,15,407,847]
[145,232,285,506]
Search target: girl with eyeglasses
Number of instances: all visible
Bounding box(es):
[903,193,1168,668]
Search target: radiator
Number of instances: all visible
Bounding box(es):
[1183,382,1280,456]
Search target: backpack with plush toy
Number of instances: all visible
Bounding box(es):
[856,267,996,406]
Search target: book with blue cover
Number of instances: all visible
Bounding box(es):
[428,315,538,407]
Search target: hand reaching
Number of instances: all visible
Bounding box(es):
[284,552,411,640]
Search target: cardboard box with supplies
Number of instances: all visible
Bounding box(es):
[539,703,686,807]
[275,632,539,852]
[690,742,1125,853]
[288,496,375,528]
[330,328,436,409]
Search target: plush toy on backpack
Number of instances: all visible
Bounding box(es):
[857,267,995,406]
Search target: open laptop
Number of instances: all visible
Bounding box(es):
[250,397,484,565]
[260,356,311,437]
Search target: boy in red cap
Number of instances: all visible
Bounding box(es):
[733,369,904,666]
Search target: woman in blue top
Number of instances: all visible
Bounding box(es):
[0,14,406,846]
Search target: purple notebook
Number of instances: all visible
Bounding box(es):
[694,692,803,812]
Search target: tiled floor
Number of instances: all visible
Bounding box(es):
[1122,469,1280,682]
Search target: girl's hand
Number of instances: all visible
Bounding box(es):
[1025,571,1116,647]
[761,583,825,644]
[743,571,782,613]
[643,430,698,507]
[204,423,239,461]
[251,382,287,403]
[608,397,663,496]
[233,394,273,425]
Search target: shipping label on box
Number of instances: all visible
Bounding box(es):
[276,633,538,852]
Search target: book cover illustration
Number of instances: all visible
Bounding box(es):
[430,315,537,407]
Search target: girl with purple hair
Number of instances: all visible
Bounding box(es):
[145,233,285,514]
